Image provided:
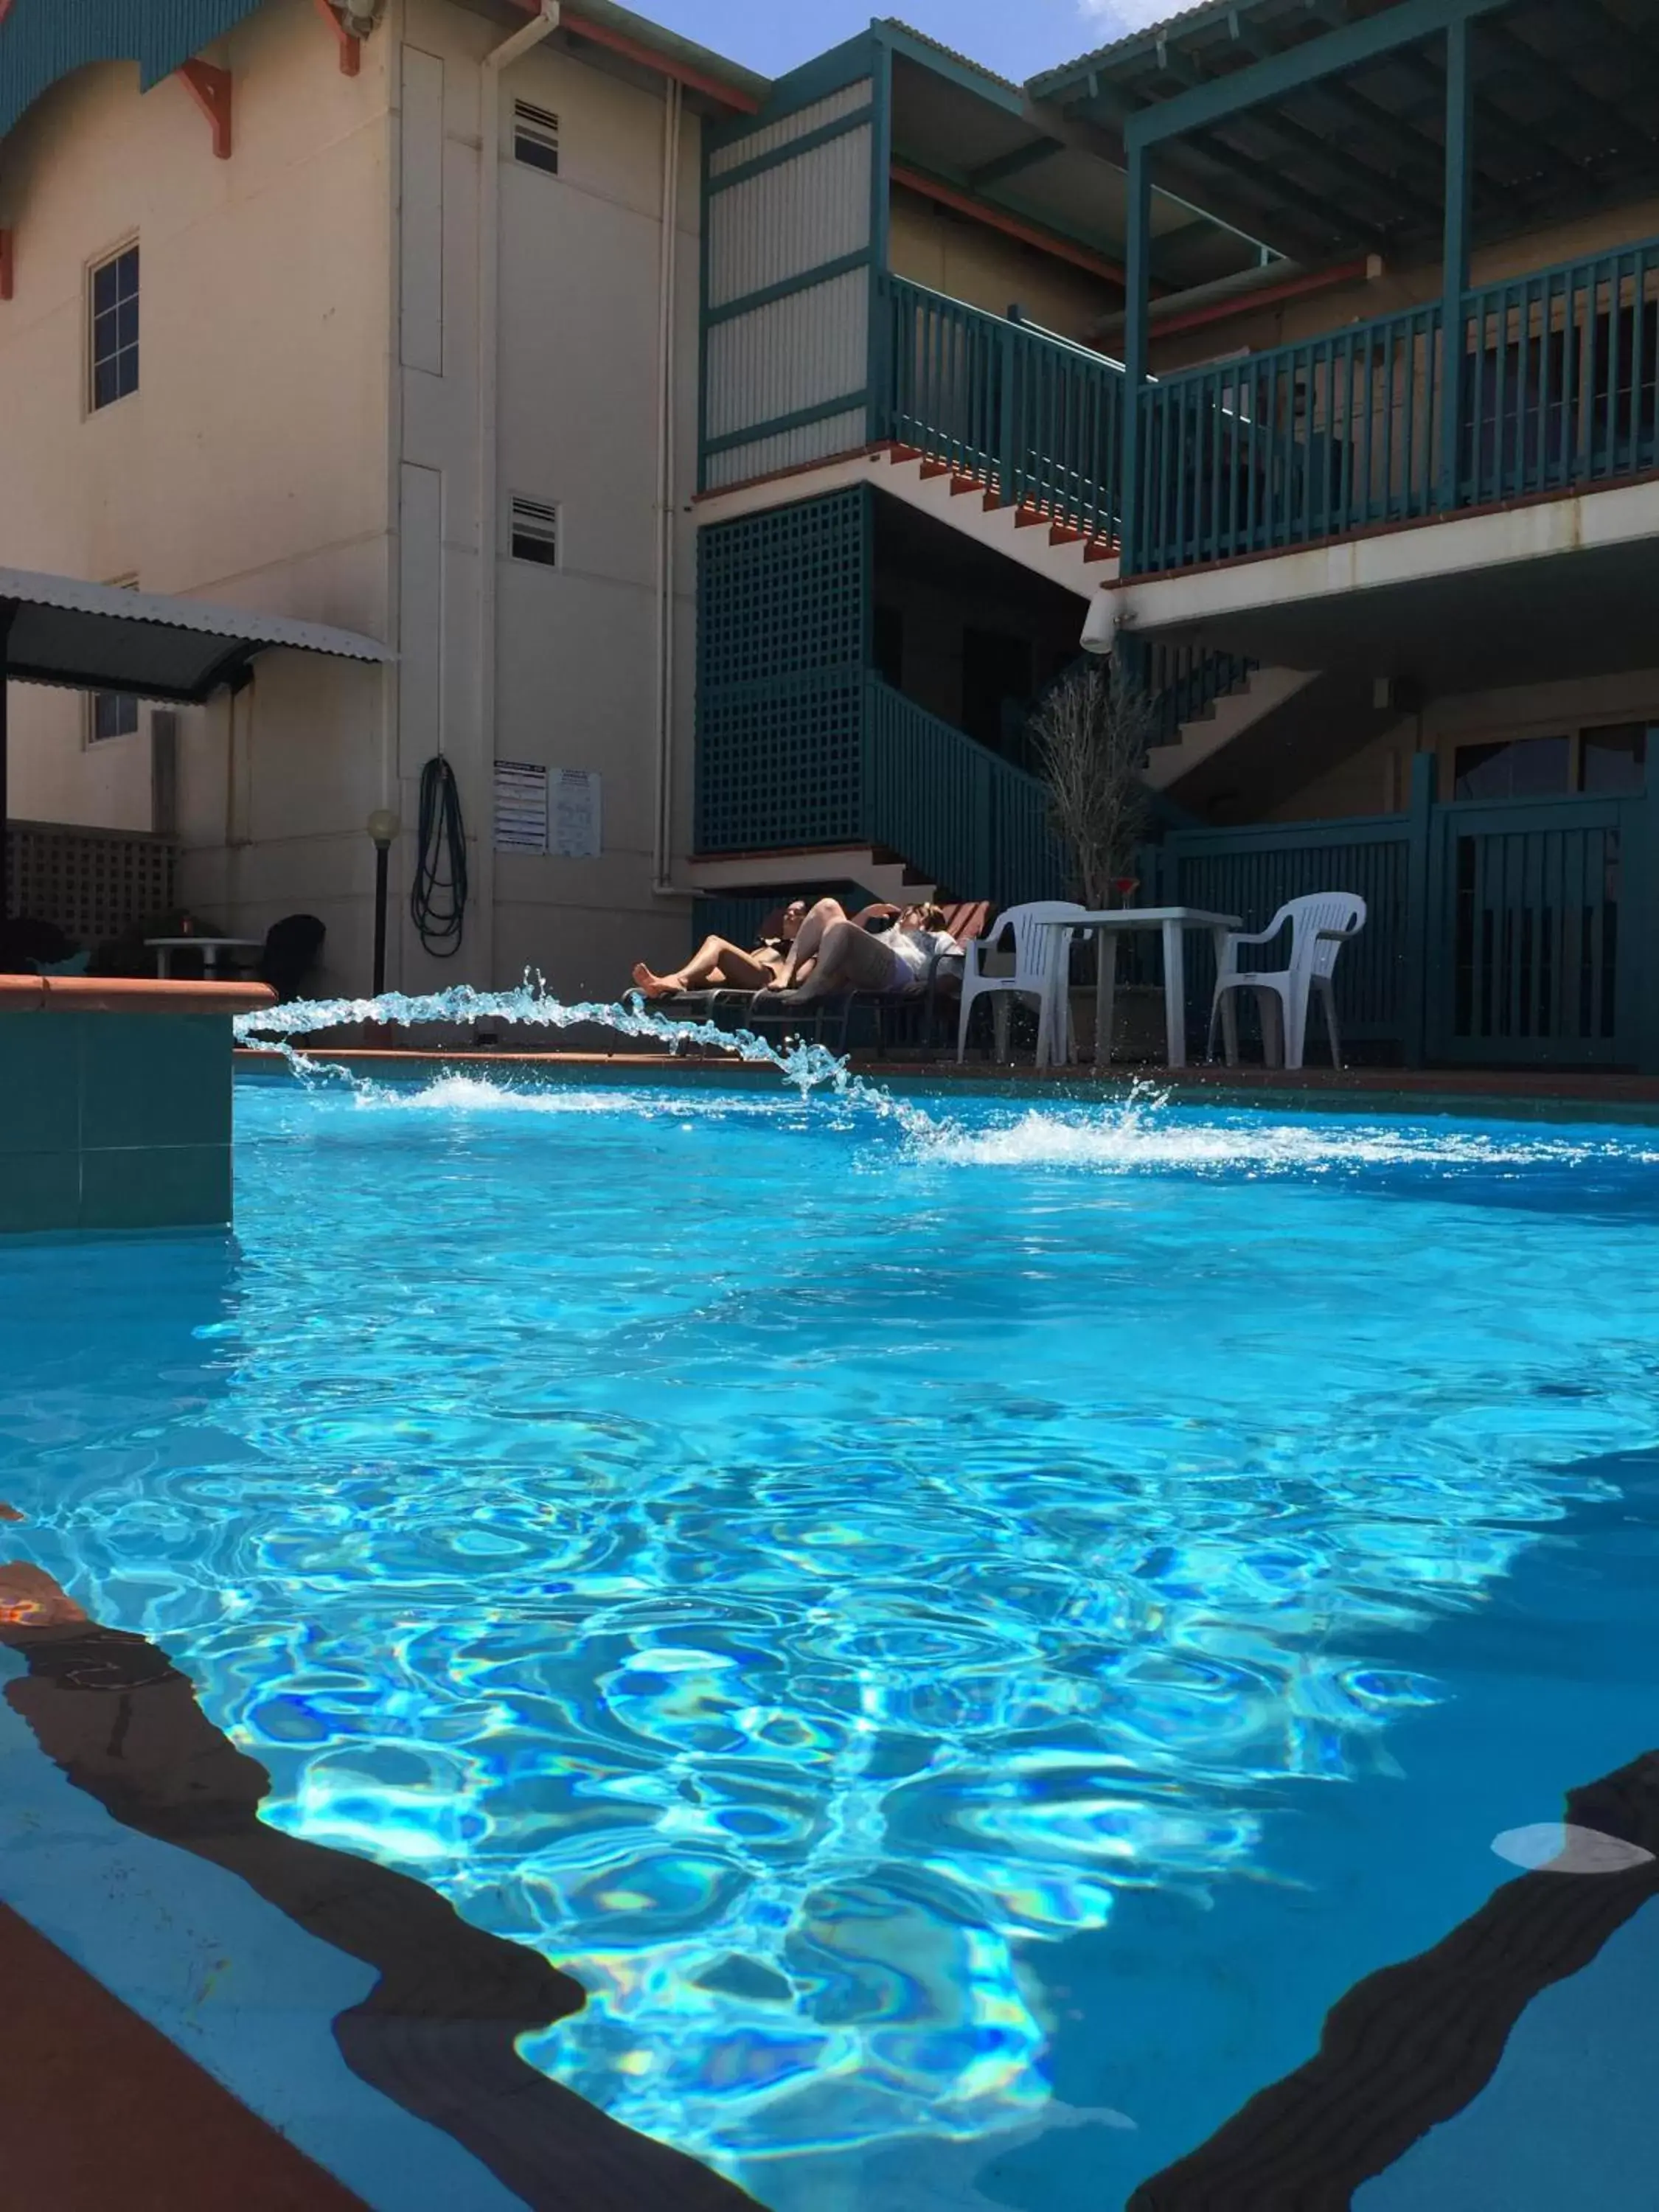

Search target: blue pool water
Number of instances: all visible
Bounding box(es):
[4,1070,1659,2208]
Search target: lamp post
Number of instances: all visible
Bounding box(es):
[366,808,400,997]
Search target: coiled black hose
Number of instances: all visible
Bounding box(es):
[409,755,467,958]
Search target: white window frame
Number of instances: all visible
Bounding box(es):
[87,237,140,414]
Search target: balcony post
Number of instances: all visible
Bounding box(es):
[1120,142,1152,571]
[1439,17,1472,511]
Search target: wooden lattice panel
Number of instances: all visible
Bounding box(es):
[5,822,176,945]
[696,486,871,853]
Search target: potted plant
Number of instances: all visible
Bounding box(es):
[1027,659,1156,1060]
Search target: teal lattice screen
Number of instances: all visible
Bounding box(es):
[697,487,871,852]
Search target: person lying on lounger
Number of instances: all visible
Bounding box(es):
[761,897,961,1006]
[632,899,810,1000]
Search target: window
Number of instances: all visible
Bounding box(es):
[510,495,560,566]
[90,691,140,742]
[90,244,139,410]
[513,101,560,175]
[1453,735,1569,801]
[1580,723,1649,795]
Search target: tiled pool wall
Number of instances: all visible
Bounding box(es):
[1,979,273,1234]
[234,1046,1659,1130]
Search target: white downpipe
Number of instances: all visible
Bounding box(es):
[476,0,558,987]
[651,77,684,894]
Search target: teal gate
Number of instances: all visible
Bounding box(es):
[1425,793,1646,1067]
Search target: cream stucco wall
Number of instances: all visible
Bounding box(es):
[888,184,1117,347]
[0,0,706,999]
[386,0,700,1003]
[0,0,395,993]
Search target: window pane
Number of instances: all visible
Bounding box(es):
[515,132,560,175]
[1453,736,1569,801]
[92,258,119,313]
[116,297,139,351]
[1581,723,1648,794]
[93,356,119,410]
[92,692,139,742]
[116,347,140,401]
[511,527,559,566]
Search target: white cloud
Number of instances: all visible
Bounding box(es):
[1077,0,1180,27]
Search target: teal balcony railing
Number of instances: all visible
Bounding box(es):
[877,274,1124,546]
[863,676,1066,905]
[1134,234,1659,574]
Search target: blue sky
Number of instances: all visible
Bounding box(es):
[640,1,1174,86]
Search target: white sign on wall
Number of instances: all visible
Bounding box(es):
[552,768,602,859]
[493,759,549,852]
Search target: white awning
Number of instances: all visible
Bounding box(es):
[0,568,392,702]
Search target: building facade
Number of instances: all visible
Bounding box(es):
[5,0,1659,1066]
[0,0,759,1001]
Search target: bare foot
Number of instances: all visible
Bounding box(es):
[631,964,684,1001]
[0,1503,23,1523]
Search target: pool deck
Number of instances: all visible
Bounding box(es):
[237,1046,1659,1122]
[0,1898,366,2210]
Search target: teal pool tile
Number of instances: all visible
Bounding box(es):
[80,1144,232,1231]
[0,1017,80,1155]
[79,1015,232,1151]
[0,1153,81,1233]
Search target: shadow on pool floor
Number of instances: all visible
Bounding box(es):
[0,1552,761,2212]
[1130,1750,1659,2209]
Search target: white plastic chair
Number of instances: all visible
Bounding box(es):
[957,902,1087,1066]
[1208,893,1367,1071]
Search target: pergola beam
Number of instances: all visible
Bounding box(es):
[1120,0,1514,153]
[967,140,1060,190]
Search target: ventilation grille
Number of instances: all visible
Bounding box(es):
[509,496,560,567]
[513,100,560,175]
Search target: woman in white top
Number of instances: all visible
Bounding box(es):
[762,898,961,1006]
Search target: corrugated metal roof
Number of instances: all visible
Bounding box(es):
[1032,0,1283,97]
[0,0,271,142]
[877,18,1022,95]
[0,567,392,700]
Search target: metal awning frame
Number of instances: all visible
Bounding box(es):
[0,568,392,918]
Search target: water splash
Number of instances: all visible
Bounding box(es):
[234,981,939,1139]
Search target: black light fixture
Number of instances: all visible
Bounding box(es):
[366,807,400,996]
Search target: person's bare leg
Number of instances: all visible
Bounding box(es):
[775,921,899,1003]
[633,938,771,999]
[777,900,849,988]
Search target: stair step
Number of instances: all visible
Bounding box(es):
[918,460,952,480]
[1013,504,1048,530]
[1049,524,1084,546]
[950,473,983,497]
[1083,540,1116,563]
[889,443,922,464]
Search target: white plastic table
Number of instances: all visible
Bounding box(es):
[1037,907,1243,1071]
[146,936,264,978]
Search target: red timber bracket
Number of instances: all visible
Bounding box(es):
[0,230,13,302]
[175,60,233,159]
[311,0,362,76]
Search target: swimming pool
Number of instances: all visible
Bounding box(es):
[4,1068,1659,2208]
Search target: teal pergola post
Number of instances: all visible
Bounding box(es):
[1439,17,1472,511]
[1120,142,1152,572]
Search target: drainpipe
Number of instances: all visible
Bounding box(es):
[651,77,683,894]
[477,0,559,988]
